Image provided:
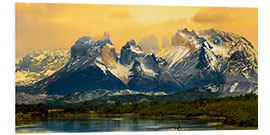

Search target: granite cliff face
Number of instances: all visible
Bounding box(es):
[27,36,127,95]
[120,40,183,92]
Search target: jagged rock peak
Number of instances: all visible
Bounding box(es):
[74,32,112,46]
[199,28,256,56]
[171,28,205,50]
[138,34,159,53]
[199,28,239,38]
[178,28,197,36]
[75,36,93,45]
[103,32,110,39]
[102,32,112,45]
[199,28,219,34]
[162,37,170,48]
[120,39,144,65]
[71,34,114,58]
[199,28,247,46]
[122,39,143,53]
[125,39,137,46]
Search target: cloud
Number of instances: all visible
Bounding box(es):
[107,11,131,19]
[191,7,236,24]
[127,5,200,24]
[15,3,257,62]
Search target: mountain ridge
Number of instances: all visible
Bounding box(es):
[16,28,258,97]
[16,48,70,86]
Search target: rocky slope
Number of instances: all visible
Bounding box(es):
[51,88,220,105]
[156,28,258,93]
[51,89,166,105]
[27,36,127,95]
[120,39,184,92]
[16,92,63,104]
[16,48,70,86]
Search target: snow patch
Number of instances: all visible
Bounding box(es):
[140,62,158,77]
[204,47,218,70]
[156,46,191,68]
[94,57,107,74]
[229,82,238,93]
[130,45,144,54]
[211,45,230,58]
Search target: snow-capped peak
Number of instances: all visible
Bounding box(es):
[124,39,144,54]
[16,48,70,86]
[171,28,206,50]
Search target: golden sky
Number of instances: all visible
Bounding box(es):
[16,3,258,62]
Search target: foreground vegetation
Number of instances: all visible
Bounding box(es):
[16,93,257,127]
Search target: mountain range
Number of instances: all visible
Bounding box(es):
[16,28,258,104]
[16,48,70,86]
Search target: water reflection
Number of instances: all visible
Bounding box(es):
[16,117,215,133]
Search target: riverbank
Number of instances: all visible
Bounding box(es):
[17,113,257,130]
[16,93,258,128]
[17,112,224,121]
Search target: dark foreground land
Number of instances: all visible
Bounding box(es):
[16,93,257,128]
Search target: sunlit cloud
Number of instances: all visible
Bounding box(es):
[107,10,132,19]
[192,7,237,24]
[15,3,258,62]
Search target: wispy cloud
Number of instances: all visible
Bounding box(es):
[107,11,131,19]
[192,7,237,24]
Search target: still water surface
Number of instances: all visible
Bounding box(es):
[16,117,216,133]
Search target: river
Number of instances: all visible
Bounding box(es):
[16,116,220,133]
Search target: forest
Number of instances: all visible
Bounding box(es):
[16,93,258,127]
